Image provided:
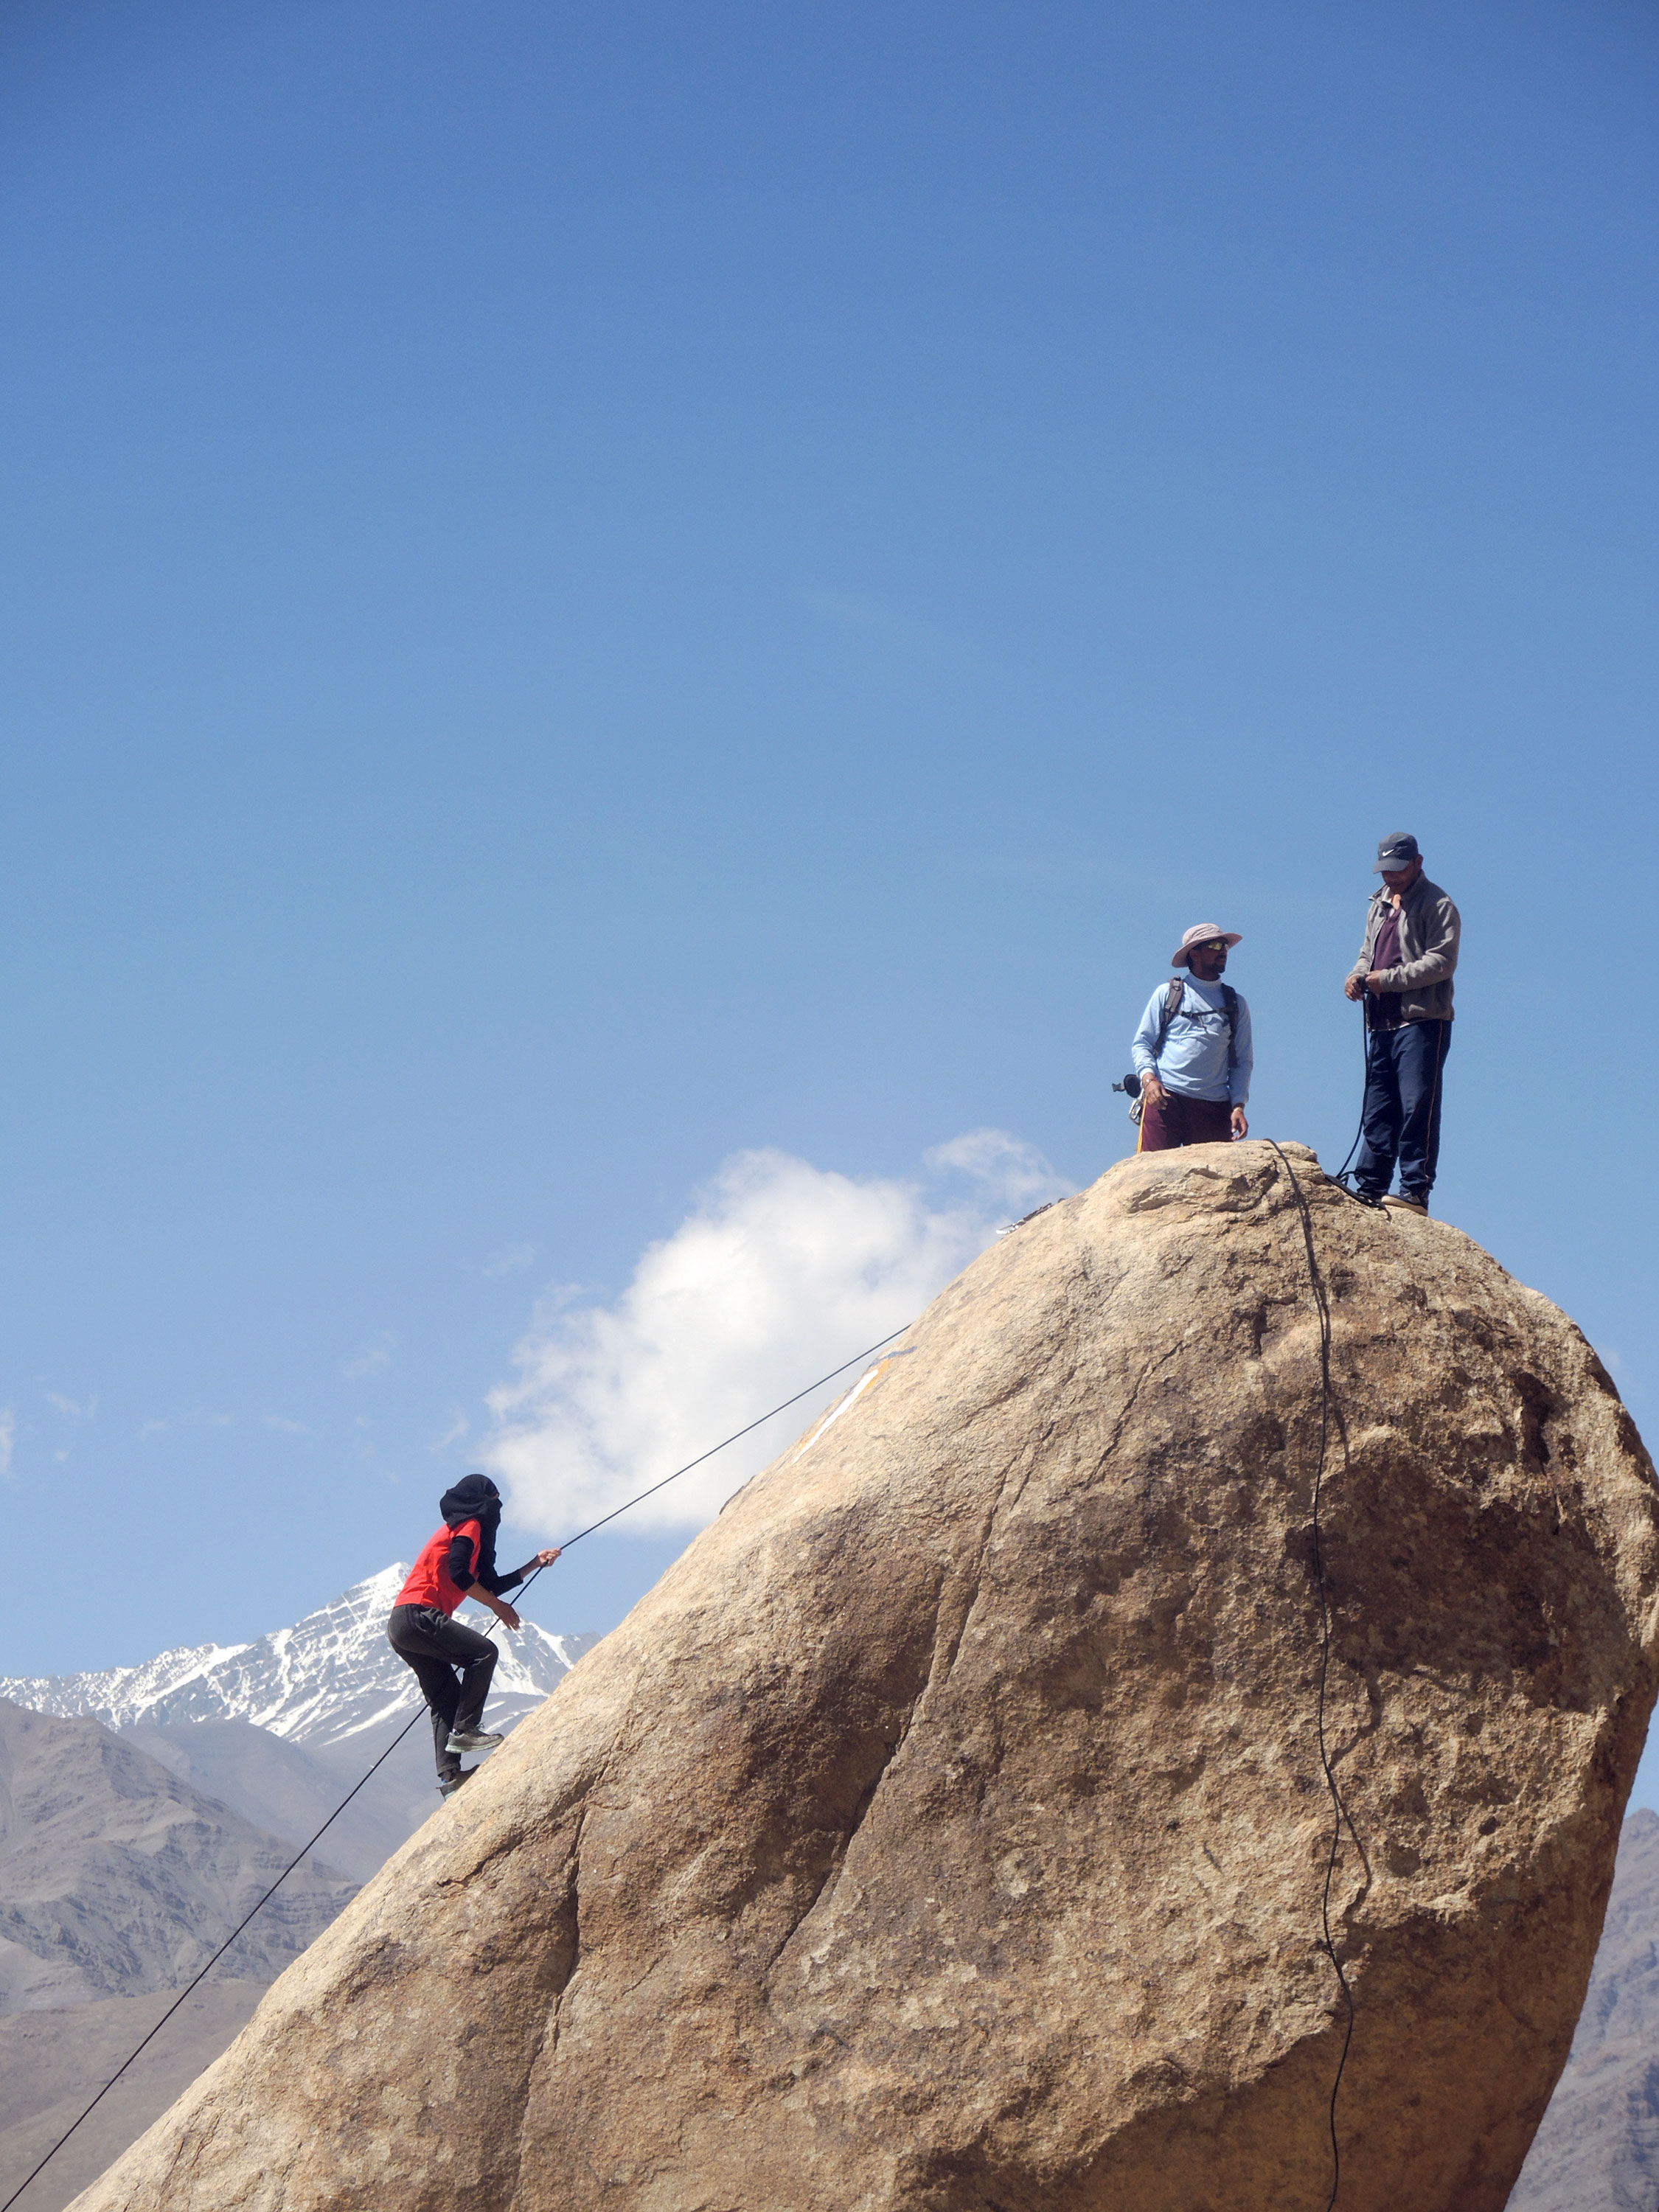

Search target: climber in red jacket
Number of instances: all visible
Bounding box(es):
[386,1474,561,1797]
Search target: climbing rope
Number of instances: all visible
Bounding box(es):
[1266,1139,1356,2212]
[0,1321,912,2212]
[1328,995,1370,1189]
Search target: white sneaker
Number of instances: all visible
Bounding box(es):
[447,1728,504,1753]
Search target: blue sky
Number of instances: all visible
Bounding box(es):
[4,0,1659,1790]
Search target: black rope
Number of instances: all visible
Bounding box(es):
[551,1322,911,1546]
[1265,1139,1355,2212]
[0,1322,913,2212]
[0,1708,428,2212]
[1329,993,1370,1189]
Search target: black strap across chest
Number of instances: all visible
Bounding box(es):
[1158,978,1238,1064]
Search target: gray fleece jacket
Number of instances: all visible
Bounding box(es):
[1347,873,1460,1023]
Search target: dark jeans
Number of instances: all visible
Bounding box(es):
[1138,1089,1234,1152]
[1353,1018,1452,1201]
[387,1604,498,1781]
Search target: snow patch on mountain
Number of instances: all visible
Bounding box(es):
[0,1567,597,1747]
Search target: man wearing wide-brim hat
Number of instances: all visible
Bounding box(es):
[1341,832,1460,1214]
[1130,924,1253,1151]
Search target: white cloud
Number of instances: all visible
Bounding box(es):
[0,1408,13,1478]
[923,1129,1071,1213]
[262,1413,311,1436]
[46,1391,96,1421]
[139,1409,234,1437]
[342,1333,397,1382]
[483,1132,1070,1539]
[428,1411,469,1453]
[482,1243,535,1278]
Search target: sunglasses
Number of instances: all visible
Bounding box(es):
[1192,939,1228,954]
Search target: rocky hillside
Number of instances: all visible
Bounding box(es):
[1510,1807,1659,2208]
[0,1565,597,1747]
[0,1699,355,2012]
[0,1981,267,2212]
[66,1144,1659,2212]
[120,1714,433,1885]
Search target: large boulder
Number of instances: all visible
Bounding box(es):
[72,1144,1659,2211]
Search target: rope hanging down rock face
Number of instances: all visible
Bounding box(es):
[0,1324,913,2212]
[1266,1139,1357,2212]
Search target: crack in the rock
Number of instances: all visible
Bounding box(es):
[503,1793,593,2212]
[763,1435,1040,1989]
[933,1445,1037,1697]
[159,2098,227,2210]
[1097,1341,1185,1465]
[549,1786,601,2042]
[432,1823,547,1893]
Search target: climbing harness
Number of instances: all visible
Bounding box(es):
[1266,1139,1355,2212]
[1113,975,1240,1124]
[0,1323,912,2212]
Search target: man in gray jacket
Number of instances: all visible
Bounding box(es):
[1342,832,1460,1214]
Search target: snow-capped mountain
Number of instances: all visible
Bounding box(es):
[0,1566,599,1748]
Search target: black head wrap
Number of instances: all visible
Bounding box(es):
[439,1473,501,1582]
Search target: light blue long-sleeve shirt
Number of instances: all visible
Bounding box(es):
[1131,975,1253,1107]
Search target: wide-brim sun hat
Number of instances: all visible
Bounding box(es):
[1170,923,1242,969]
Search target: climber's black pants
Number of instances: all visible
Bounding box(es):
[387,1604,498,1781]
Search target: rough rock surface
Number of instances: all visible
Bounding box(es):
[71,1144,1659,2212]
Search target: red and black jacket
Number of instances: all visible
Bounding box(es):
[393,1475,535,1618]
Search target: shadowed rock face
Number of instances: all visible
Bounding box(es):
[70,1144,1659,2212]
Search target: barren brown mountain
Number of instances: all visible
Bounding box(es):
[0,1982,268,2212]
[70,1143,1659,2212]
[1509,1806,1659,2208]
[0,1700,354,2014]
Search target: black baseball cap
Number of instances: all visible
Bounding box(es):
[1374,832,1420,873]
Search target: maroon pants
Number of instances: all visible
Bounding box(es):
[1138,1090,1233,1151]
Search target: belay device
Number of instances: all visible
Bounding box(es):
[1112,1069,1146,1125]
